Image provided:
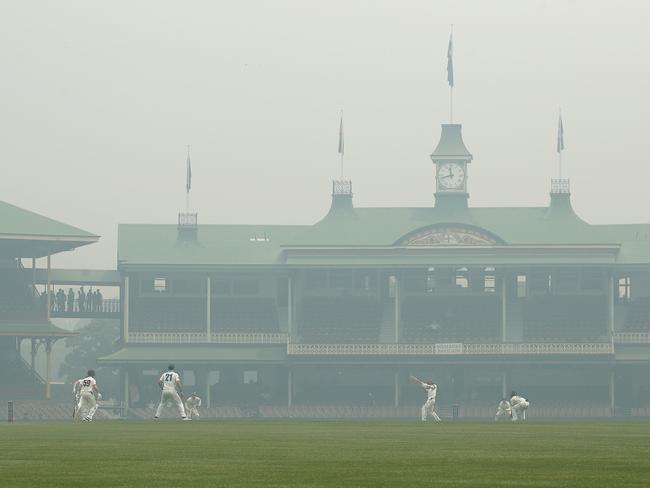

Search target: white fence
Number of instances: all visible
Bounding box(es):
[287,342,614,355]
[614,333,650,344]
[127,332,288,344]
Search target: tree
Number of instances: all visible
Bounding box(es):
[59,319,121,397]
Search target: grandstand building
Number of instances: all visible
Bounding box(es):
[94,122,650,418]
[0,201,99,401]
[3,122,650,419]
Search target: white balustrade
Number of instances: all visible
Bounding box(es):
[614,332,650,344]
[287,342,614,355]
[127,332,288,344]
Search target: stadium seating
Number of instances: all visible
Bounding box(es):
[131,297,206,332]
[623,298,650,331]
[523,296,608,341]
[211,297,280,333]
[401,295,501,343]
[297,296,381,343]
[0,271,44,320]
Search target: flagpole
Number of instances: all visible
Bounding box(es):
[339,111,344,179]
[450,86,453,124]
[186,145,190,213]
[448,25,454,123]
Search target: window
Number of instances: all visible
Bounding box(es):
[243,370,258,384]
[426,267,436,293]
[618,276,632,302]
[516,275,527,298]
[455,268,469,289]
[388,275,397,298]
[484,274,496,293]
[153,278,167,293]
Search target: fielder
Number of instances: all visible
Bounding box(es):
[75,369,101,422]
[154,364,189,420]
[185,393,202,419]
[411,376,441,422]
[494,398,512,421]
[509,391,530,421]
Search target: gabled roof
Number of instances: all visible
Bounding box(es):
[0,200,99,258]
[98,345,286,363]
[0,321,76,338]
[117,197,650,268]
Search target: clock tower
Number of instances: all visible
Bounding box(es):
[430,123,473,210]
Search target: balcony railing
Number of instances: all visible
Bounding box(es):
[50,298,120,317]
[614,332,650,344]
[127,332,288,344]
[287,342,614,355]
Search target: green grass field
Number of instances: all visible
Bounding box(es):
[1,421,650,487]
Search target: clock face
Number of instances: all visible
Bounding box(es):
[438,162,465,190]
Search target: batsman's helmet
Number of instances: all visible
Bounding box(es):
[87,369,95,377]
[168,364,175,371]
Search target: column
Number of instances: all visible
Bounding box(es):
[30,338,38,371]
[609,369,615,417]
[394,370,400,407]
[46,255,51,320]
[123,276,130,342]
[287,369,293,407]
[45,339,52,399]
[501,370,508,398]
[394,275,400,343]
[123,368,130,418]
[206,276,211,340]
[287,276,293,340]
[501,272,508,342]
[608,274,615,339]
[31,258,36,293]
[206,370,212,408]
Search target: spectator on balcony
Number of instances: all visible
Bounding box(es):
[67,288,75,313]
[78,287,86,312]
[95,289,103,313]
[56,288,66,312]
[87,287,94,312]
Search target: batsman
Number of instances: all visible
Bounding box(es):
[411,376,441,422]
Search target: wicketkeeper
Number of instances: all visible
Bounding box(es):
[494,398,512,421]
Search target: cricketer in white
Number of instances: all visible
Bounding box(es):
[74,369,101,422]
[509,391,530,421]
[154,364,189,420]
[185,393,202,419]
[412,377,441,422]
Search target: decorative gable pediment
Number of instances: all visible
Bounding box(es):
[398,225,504,246]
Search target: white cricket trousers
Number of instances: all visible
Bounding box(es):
[511,401,529,421]
[155,390,187,418]
[77,392,97,420]
[187,406,200,419]
[421,398,441,421]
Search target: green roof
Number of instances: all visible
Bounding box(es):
[118,197,650,268]
[0,321,76,337]
[0,200,99,258]
[31,268,121,285]
[97,345,287,364]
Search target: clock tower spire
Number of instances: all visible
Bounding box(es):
[430,123,473,210]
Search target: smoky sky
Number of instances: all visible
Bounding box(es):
[1,0,649,270]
